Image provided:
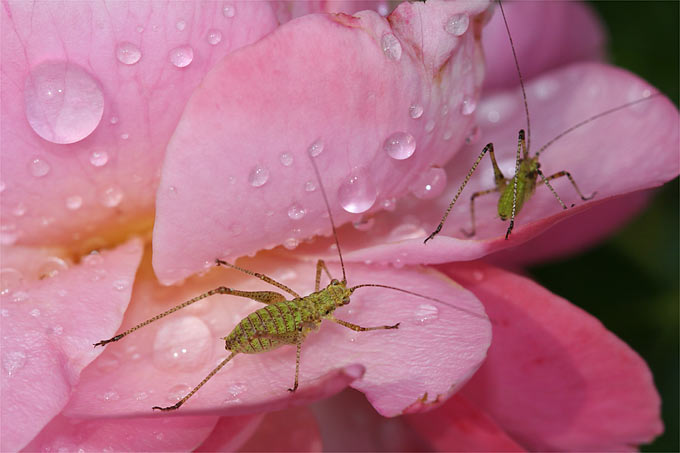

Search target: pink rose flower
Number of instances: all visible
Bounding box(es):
[1,1,677,451]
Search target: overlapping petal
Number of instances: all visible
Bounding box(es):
[0,239,142,451]
[0,1,278,247]
[152,0,489,283]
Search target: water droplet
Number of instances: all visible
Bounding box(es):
[442,129,453,141]
[109,116,119,124]
[224,383,246,403]
[115,42,142,65]
[414,304,439,324]
[487,110,500,123]
[0,268,23,295]
[461,96,477,115]
[84,252,103,267]
[338,168,377,214]
[465,125,481,145]
[1,309,8,317]
[155,433,165,441]
[24,61,104,144]
[441,104,449,117]
[207,29,223,45]
[222,3,236,18]
[444,14,469,36]
[12,203,26,216]
[112,279,129,291]
[409,104,424,119]
[89,150,109,167]
[135,391,148,400]
[307,140,324,157]
[3,351,27,376]
[410,167,447,200]
[38,256,69,279]
[353,217,375,231]
[0,181,5,192]
[532,76,559,100]
[120,132,129,140]
[101,390,120,401]
[52,325,64,335]
[153,316,212,372]
[0,224,20,246]
[169,45,194,68]
[30,308,40,317]
[280,152,294,167]
[29,157,50,177]
[167,384,192,402]
[248,165,270,187]
[287,203,306,220]
[100,186,123,207]
[381,198,397,211]
[136,25,144,33]
[175,20,186,31]
[304,181,316,192]
[283,237,299,250]
[381,33,402,61]
[425,119,436,133]
[383,131,416,160]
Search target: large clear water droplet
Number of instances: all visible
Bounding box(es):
[89,150,109,167]
[410,167,447,200]
[287,203,306,220]
[116,42,142,65]
[383,131,416,160]
[153,316,212,373]
[207,29,223,45]
[28,157,50,177]
[24,61,104,144]
[169,45,194,68]
[338,169,377,214]
[444,14,469,36]
[248,165,269,187]
[381,33,402,61]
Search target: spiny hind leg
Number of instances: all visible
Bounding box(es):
[461,187,501,237]
[153,352,237,411]
[94,287,285,347]
[315,259,333,292]
[539,170,597,207]
[331,317,400,332]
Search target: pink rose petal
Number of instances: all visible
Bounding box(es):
[22,413,217,452]
[441,262,663,451]
[195,414,264,452]
[237,406,322,452]
[483,1,605,91]
[305,63,678,266]
[153,0,490,283]
[0,239,143,452]
[64,253,489,418]
[405,394,525,452]
[273,0,391,23]
[0,1,278,246]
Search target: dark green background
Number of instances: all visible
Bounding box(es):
[529,2,679,451]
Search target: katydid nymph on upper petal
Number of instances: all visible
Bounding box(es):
[424,1,661,244]
[94,155,486,412]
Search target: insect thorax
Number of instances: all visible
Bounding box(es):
[498,157,539,220]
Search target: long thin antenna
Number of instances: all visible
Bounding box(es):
[309,156,347,284]
[350,283,487,320]
[535,93,661,158]
[499,0,531,151]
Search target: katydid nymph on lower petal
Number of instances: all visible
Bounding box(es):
[424,1,661,244]
[94,156,485,412]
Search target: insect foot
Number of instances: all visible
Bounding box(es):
[93,334,123,347]
[152,403,181,412]
[388,323,400,329]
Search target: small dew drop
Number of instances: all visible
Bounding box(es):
[425,119,436,133]
[248,165,270,187]
[280,152,294,167]
[207,29,223,45]
[304,181,316,192]
[444,13,469,36]
[465,125,481,145]
[224,383,247,403]
[441,104,449,117]
[38,256,69,279]
[338,168,377,214]
[29,157,51,177]
[442,129,453,141]
[222,3,236,17]
[381,33,402,61]
[353,217,375,231]
[153,317,212,373]
[89,150,109,167]
[3,351,27,376]
[115,42,142,65]
[12,203,26,217]
[112,279,129,291]
[409,104,424,119]
[414,304,439,324]
[283,237,299,250]
[101,390,120,401]
[30,308,40,317]
[307,140,324,157]
[168,384,192,402]
[120,133,129,140]
[0,268,24,295]
[100,186,124,207]
[109,116,119,124]
[52,325,64,335]
[169,45,194,68]
[175,20,186,31]
[136,26,144,33]
[383,131,416,160]
[461,96,477,115]
[12,290,30,303]
[287,203,306,220]
[487,110,500,123]
[84,252,103,267]
[1,309,8,317]
[410,167,447,200]
[0,181,5,192]
[135,391,148,401]
[381,198,397,212]
[155,433,165,441]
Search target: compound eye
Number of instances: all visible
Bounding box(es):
[330,279,340,285]
[342,296,350,305]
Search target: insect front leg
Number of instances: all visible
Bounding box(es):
[538,169,597,208]
[315,259,333,292]
[331,317,400,331]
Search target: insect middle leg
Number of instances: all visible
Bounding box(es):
[315,259,333,291]
[331,318,400,332]
[537,169,597,209]
[93,287,286,347]
[461,187,502,237]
